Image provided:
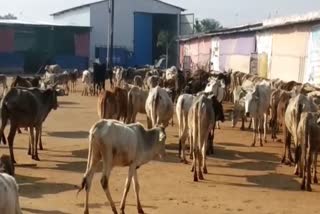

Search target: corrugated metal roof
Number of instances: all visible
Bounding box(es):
[51,0,185,16]
[51,0,106,16]
[0,19,91,28]
[179,10,320,42]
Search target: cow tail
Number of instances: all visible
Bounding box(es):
[197,100,202,158]
[78,125,101,196]
[151,91,160,127]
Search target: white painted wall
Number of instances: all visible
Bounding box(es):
[53,7,90,27]
[90,1,109,61]
[54,0,182,61]
[114,0,181,51]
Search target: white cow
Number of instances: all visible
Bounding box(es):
[176,94,195,163]
[145,86,174,129]
[244,80,271,146]
[0,173,22,214]
[78,119,166,214]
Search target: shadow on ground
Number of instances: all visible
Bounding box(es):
[17,174,78,199]
[47,131,89,139]
[22,208,70,214]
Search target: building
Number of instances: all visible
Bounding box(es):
[0,19,90,73]
[179,11,320,86]
[52,0,186,67]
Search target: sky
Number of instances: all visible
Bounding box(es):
[1,0,320,27]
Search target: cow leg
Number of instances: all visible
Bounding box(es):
[198,148,204,180]
[247,118,252,129]
[179,130,189,164]
[250,117,257,147]
[312,152,318,184]
[189,130,193,160]
[39,126,43,150]
[193,147,198,182]
[120,165,135,214]
[306,149,312,191]
[300,144,306,190]
[34,127,41,161]
[202,139,208,174]
[263,114,267,143]
[133,170,144,214]
[240,116,245,130]
[282,127,293,165]
[259,118,263,147]
[29,127,36,160]
[82,146,101,214]
[101,154,117,214]
[8,125,17,164]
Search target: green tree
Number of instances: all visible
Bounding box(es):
[0,13,17,20]
[195,18,222,33]
[157,30,174,68]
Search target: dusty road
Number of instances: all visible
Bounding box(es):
[1,90,320,214]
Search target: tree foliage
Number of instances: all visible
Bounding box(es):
[195,18,223,33]
[0,13,17,20]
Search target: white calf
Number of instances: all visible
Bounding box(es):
[79,119,166,214]
[145,86,174,129]
[176,94,195,163]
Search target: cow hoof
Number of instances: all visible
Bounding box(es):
[260,143,264,147]
[203,167,208,174]
[32,156,40,161]
[194,176,198,182]
[138,208,145,214]
[240,127,245,131]
[199,173,204,180]
[307,186,312,192]
[191,166,194,172]
[314,177,318,184]
[250,143,255,147]
[300,184,305,190]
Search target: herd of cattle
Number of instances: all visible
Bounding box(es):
[1,62,320,213]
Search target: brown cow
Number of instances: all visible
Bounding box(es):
[126,86,148,124]
[97,87,128,122]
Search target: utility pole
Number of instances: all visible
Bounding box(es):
[109,0,115,70]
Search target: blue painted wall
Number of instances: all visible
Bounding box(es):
[0,53,24,70]
[133,13,153,66]
[95,47,129,66]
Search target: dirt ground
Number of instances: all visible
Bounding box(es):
[1,84,320,214]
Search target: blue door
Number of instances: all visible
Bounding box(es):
[133,13,153,66]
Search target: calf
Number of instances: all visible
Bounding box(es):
[97,87,128,122]
[82,70,93,96]
[176,94,195,163]
[145,86,174,129]
[297,112,320,191]
[78,119,166,214]
[0,173,22,214]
